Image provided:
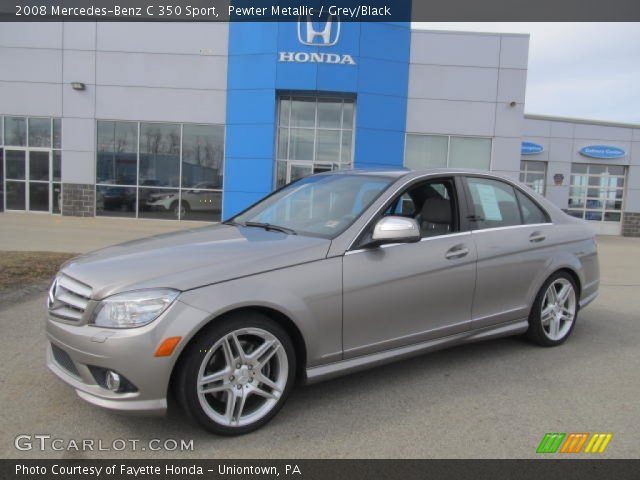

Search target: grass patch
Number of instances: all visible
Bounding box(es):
[0,251,78,291]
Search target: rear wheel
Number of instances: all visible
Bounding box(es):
[175,312,296,435]
[527,272,579,346]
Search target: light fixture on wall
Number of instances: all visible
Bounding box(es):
[509,101,517,107]
[71,82,86,91]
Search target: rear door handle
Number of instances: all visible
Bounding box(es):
[529,231,546,243]
[445,244,469,259]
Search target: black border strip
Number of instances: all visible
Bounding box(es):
[1,0,639,21]
[5,459,640,480]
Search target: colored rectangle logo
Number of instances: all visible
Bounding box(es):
[537,433,612,454]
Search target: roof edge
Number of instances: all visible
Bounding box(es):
[525,113,640,130]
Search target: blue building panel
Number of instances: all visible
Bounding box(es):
[225,157,275,194]
[225,124,276,159]
[275,60,319,90]
[223,20,411,219]
[356,93,409,132]
[359,23,412,63]
[227,54,278,90]
[226,90,276,125]
[223,191,270,218]
[228,23,279,55]
[357,57,410,96]
[355,128,406,167]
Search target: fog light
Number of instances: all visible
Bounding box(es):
[105,371,121,392]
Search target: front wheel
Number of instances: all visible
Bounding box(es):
[175,312,296,435]
[527,272,579,346]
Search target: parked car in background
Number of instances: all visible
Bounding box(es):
[46,169,599,435]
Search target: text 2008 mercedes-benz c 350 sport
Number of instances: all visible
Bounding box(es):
[47,169,599,435]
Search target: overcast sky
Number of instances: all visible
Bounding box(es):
[413,23,640,125]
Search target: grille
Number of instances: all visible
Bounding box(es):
[48,274,92,322]
[51,343,80,377]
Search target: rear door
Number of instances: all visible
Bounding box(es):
[463,176,554,328]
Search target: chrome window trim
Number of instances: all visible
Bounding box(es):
[345,171,554,254]
[345,231,472,256]
[470,222,553,234]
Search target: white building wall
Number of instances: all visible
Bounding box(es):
[522,115,640,234]
[407,30,529,180]
[0,21,229,186]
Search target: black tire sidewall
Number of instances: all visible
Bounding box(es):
[527,272,579,347]
[175,312,296,436]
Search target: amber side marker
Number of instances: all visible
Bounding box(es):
[154,336,182,357]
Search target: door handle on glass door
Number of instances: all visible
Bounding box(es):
[445,244,469,259]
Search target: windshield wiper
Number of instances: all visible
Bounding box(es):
[243,221,297,235]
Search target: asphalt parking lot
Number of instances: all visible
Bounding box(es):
[1,235,639,459]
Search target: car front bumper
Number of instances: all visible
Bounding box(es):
[46,299,210,415]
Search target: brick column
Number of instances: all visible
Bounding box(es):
[622,212,640,237]
[62,183,95,217]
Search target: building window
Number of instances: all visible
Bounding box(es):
[567,164,626,223]
[96,121,224,221]
[1,115,62,214]
[405,134,492,171]
[276,96,355,188]
[519,160,547,195]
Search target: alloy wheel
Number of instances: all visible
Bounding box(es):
[540,278,576,341]
[196,328,288,427]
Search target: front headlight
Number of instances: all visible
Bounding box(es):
[91,289,179,328]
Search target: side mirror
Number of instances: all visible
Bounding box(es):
[366,216,420,247]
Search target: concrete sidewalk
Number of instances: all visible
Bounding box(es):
[0,212,210,253]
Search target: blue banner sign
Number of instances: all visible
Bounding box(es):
[579,145,626,159]
[521,141,544,155]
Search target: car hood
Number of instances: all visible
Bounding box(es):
[61,225,332,299]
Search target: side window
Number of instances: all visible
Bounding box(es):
[388,193,416,217]
[385,179,457,238]
[466,177,522,229]
[516,189,549,225]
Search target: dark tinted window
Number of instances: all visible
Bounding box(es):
[516,190,548,224]
[467,177,521,229]
[386,179,456,238]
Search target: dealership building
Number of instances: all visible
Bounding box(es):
[0,21,639,236]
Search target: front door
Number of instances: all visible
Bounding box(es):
[342,177,477,358]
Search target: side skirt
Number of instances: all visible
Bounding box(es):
[304,318,529,384]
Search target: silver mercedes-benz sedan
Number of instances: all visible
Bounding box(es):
[46,169,599,435]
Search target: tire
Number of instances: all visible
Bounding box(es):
[175,311,296,435]
[526,271,579,347]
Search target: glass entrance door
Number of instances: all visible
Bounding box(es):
[3,149,51,212]
[28,151,50,212]
[287,162,313,184]
[276,96,355,188]
[4,150,27,210]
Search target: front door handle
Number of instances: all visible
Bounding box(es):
[529,231,546,243]
[445,244,469,259]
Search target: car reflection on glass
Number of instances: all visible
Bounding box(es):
[97,187,136,212]
[144,183,221,219]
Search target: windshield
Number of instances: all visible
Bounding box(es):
[232,174,394,238]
